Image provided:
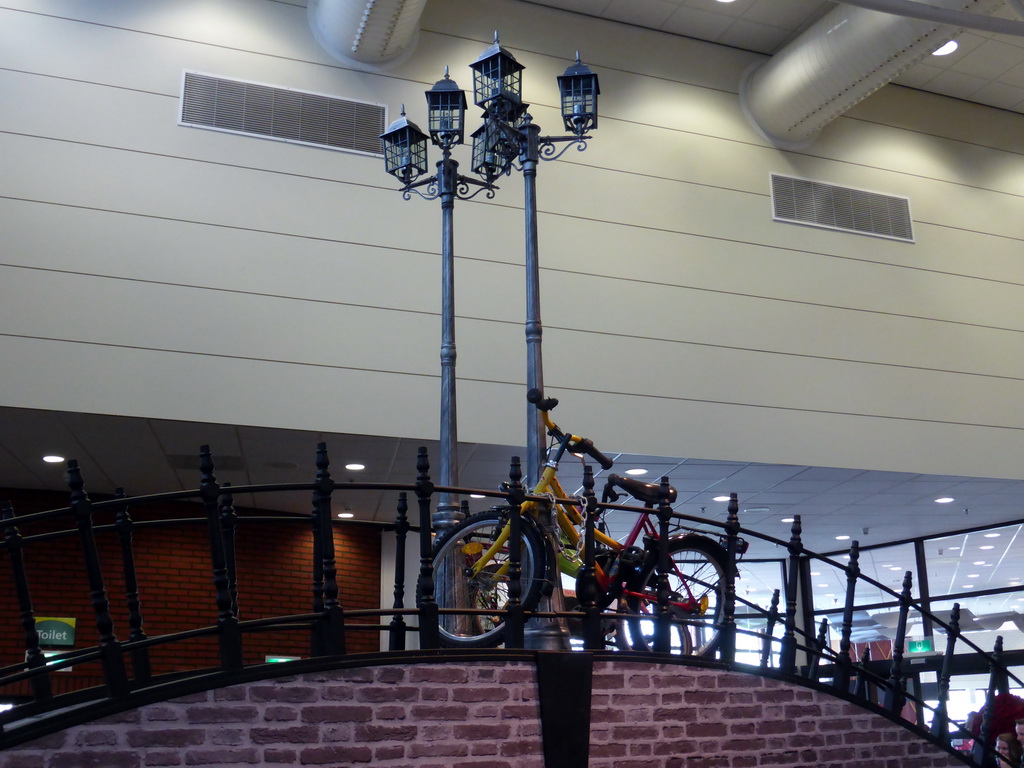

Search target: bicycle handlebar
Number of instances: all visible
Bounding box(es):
[527,388,614,470]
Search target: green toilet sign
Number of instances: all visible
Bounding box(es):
[36,617,76,647]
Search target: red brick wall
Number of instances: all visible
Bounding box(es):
[0,489,383,697]
[3,659,969,768]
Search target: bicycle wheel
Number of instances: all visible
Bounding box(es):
[430,511,547,648]
[619,535,726,656]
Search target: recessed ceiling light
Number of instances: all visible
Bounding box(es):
[979,545,994,550]
[934,497,955,504]
[973,561,987,566]
[713,496,731,502]
[967,574,980,578]
[470,494,485,499]
[932,40,958,56]
[890,566,902,571]
[336,512,355,519]
[624,468,648,476]
[781,517,795,523]
[836,535,850,540]
[43,455,65,464]
[810,571,820,576]
[962,584,974,589]
[984,533,1001,538]
[344,463,365,471]
[948,546,961,551]
[817,583,829,588]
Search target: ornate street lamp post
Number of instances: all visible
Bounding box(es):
[380,70,492,534]
[468,36,600,485]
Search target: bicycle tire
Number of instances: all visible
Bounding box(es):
[619,535,727,656]
[430,511,547,648]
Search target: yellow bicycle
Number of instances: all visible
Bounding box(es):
[430,390,730,654]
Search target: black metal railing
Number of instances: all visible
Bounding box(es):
[0,443,1017,766]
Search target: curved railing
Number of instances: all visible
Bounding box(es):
[0,442,1016,765]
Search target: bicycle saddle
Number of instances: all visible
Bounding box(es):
[604,474,677,505]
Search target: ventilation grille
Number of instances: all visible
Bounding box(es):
[771,174,913,243]
[181,71,385,156]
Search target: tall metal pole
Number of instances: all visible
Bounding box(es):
[519,114,569,651]
[520,115,546,488]
[435,152,461,533]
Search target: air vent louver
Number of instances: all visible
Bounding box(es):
[771,174,913,243]
[181,71,385,156]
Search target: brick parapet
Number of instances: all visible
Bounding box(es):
[4,659,969,767]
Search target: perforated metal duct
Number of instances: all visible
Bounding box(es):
[308,0,428,68]
[740,0,1003,149]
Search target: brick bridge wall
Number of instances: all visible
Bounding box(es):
[4,658,969,768]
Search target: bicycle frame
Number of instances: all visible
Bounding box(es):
[466,408,707,617]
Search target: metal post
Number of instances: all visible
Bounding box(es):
[520,114,546,488]
[434,152,461,534]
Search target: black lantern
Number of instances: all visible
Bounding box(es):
[470,120,515,181]
[470,32,524,119]
[425,67,467,149]
[557,54,600,135]
[380,107,429,184]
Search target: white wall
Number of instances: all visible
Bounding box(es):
[2,0,1023,480]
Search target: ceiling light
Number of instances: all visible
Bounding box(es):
[984,533,1001,538]
[781,517,795,523]
[713,496,730,502]
[962,584,974,589]
[932,40,958,56]
[973,561,987,566]
[979,545,994,550]
[43,455,65,464]
[967,574,980,578]
[336,512,354,519]
[890,566,902,571]
[836,535,850,540]
[624,468,648,476]
[934,497,955,504]
[470,494,485,499]
[817,583,829,588]
[810,571,820,576]
[344,463,365,471]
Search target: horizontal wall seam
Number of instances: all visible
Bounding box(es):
[5,197,1024,336]
[3,332,1023,428]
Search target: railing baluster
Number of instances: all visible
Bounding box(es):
[578,466,602,650]
[834,539,860,694]
[2,502,51,702]
[930,602,961,740]
[883,570,913,713]
[415,448,439,650]
[68,460,130,695]
[219,483,239,619]
[504,457,525,649]
[389,493,410,651]
[199,447,242,671]
[806,618,828,680]
[972,641,1001,768]
[719,492,740,663]
[778,516,802,675]
[760,588,780,669]
[313,443,345,656]
[854,645,873,702]
[653,477,673,654]
[113,489,150,682]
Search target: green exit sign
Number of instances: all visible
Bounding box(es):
[908,638,934,653]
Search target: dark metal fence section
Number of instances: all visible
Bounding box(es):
[0,442,1018,767]
[68,460,130,696]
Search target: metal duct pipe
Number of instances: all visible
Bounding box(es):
[740,0,1002,149]
[309,0,428,68]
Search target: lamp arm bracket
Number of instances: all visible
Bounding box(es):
[400,175,441,201]
[537,135,590,162]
